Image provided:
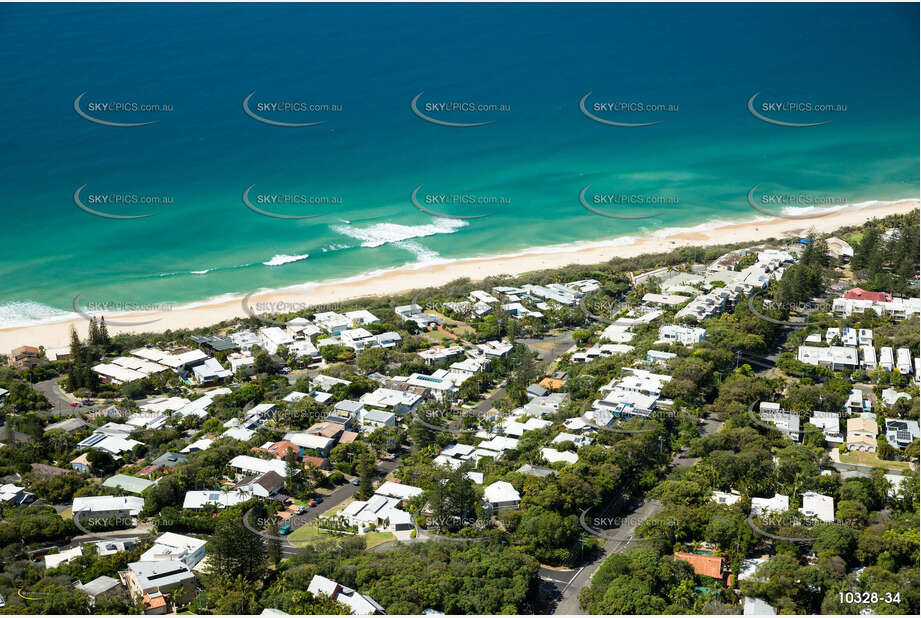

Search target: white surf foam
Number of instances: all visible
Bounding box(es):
[331,218,468,248]
[263,253,310,267]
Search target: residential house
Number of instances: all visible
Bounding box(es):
[9,345,40,370]
[307,575,384,615]
[750,494,790,516]
[799,492,834,523]
[124,561,196,607]
[75,575,124,607]
[797,346,859,371]
[673,552,729,585]
[884,419,920,450]
[657,325,706,346]
[140,532,207,569]
[711,490,742,506]
[846,416,878,452]
[72,496,144,521]
[483,481,520,511]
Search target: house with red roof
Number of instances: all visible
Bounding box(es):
[844,288,892,303]
[673,551,730,585]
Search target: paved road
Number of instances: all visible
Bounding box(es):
[33,378,81,416]
[552,499,663,615]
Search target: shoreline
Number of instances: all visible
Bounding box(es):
[2,199,918,352]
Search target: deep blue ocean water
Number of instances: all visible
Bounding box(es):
[0,2,917,326]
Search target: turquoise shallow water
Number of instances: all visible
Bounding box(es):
[0,2,917,326]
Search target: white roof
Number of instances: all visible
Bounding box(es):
[440,443,476,458]
[284,432,334,451]
[344,309,379,324]
[483,481,520,504]
[375,481,423,500]
[750,493,789,516]
[180,438,214,453]
[283,391,309,403]
[72,496,144,515]
[541,448,578,464]
[477,435,520,452]
[142,396,192,413]
[45,545,83,568]
[141,532,207,563]
[799,492,834,522]
[182,489,251,509]
[222,426,256,441]
[228,455,289,477]
[711,490,741,505]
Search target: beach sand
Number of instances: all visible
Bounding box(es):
[2,200,918,352]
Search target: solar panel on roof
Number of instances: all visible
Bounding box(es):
[897,430,912,442]
[82,433,106,446]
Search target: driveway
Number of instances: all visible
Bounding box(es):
[279,458,400,556]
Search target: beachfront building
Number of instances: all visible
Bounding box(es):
[832,294,921,319]
[258,327,294,354]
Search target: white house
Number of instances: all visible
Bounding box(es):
[228,455,289,479]
[799,492,834,523]
[750,494,789,517]
[259,327,295,354]
[657,324,706,346]
[797,346,859,371]
[711,490,741,506]
[307,575,384,615]
[182,489,252,509]
[360,408,396,431]
[140,532,207,569]
[483,481,520,511]
[72,496,144,520]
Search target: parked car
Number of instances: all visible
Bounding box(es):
[279,524,292,535]
[315,496,324,504]
[351,479,360,486]
[308,499,317,507]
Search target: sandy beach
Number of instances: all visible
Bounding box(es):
[2,200,917,353]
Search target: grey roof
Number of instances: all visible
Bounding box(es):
[102,474,155,494]
[190,335,238,352]
[76,575,121,597]
[45,418,89,433]
[516,464,556,478]
[526,384,548,397]
[363,409,395,423]
[335,400,364,414]
[128,560,195,590]
[151,452,188,467]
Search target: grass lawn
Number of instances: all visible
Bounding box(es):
[423,330,453,343]
[839,451,911,471]
[288,522,394,549]
[364,530,396,549]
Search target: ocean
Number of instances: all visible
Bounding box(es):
[0,2,918,327]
